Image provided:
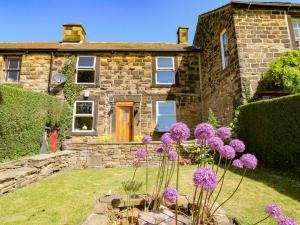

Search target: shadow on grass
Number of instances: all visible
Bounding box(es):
[223,164,300,202]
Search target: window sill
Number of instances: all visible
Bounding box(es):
[69,131,98,136]
[151,84,178,88]
[76,83,100,88]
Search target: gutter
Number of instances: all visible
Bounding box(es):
[47,51,54,94]
[0,48,200,53]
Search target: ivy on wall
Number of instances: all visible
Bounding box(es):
[62,56,84,105]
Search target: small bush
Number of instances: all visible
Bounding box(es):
[265,50,300,93]
[0,85,72,162]
[236,94,300,175]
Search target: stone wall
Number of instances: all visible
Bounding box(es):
[0,150,77,194]
[63,138,196,167]
[194,6,242,125]
[50,52,201,140]
[233,7,292,95]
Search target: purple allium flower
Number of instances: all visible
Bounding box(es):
[219,145,236,160]
[194,123,215,140]
[142,135,152,144]
[193,168,218,192]
[136,148,147,160]
[232,159,244,169]
[229,139,245,153]
[163,187,178,203]
[278,216,298,225]
[169,122,190,142]
[160,133,173,148]
[155,144,165,154]
[265,204,282,219]
[197,139,205,145]
[240,153,258,170]
[208,136,224,151]
[216,127,232,140]
[168,150,178,161]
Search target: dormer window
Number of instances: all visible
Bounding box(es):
[220,30,229,70]
[75,56,96,84]
[155,57,175,85]
[5,57,21,82]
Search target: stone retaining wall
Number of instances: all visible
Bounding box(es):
[0,150,77,194]
[63,139,196,168]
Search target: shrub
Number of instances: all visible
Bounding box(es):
[236,94,300,175]
[265,50,300,94]
[0,85,72,162]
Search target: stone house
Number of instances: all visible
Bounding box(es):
[1,1,300,141]
[194,1,300,124]
[0,24,201,143]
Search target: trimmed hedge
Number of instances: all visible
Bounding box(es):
[237,94,300,175]
[0,85,72,162]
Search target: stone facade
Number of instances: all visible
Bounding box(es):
[0,150,77,194]
[0,50,201,141]
[234,7,292,94]
[194,6,241,125]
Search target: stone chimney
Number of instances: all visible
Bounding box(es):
[177,27,189,45]
[63,24,86,42]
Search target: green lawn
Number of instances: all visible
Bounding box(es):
[0,166,299,225]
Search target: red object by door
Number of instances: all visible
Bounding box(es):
[50,129,58,152]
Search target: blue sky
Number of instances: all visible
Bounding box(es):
[0,0,299,43]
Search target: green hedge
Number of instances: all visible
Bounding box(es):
[0,85,72,162]
[237,94,300,175]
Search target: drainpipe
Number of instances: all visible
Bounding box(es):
[47,51,54,94]
[198,52,204,121]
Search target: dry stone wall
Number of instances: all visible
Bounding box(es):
[0,150,77,194]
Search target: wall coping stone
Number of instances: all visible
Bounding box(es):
[28,150,76,161]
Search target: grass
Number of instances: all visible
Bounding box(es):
[0,166,299,225]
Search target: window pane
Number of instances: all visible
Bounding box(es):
[78,57,95,67]
[156,71,175,84]
[7,58,20,69]
[7,71,19,81]
[157,116,176,132]
[77,70,95,83]
[157,57,174,68]
[74,117,93,131]
[76,102,93,114]
[222,33,228,46]
[158,102,176,115]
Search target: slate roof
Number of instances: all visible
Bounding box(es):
[0,42,198,52]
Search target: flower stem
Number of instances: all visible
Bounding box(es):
[211,168,247,216]
[252,215,270,225]
[175,143,180,225]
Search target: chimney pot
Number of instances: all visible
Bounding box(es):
[177,27,189,45]
[63,24,86,42]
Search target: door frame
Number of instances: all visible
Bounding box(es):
[115,102,134,142]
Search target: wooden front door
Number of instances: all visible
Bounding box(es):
[116,102,133,142]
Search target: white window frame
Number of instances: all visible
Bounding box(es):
[292,18,300,49]
[156,101,176,132]
[155,56,175,85]
[220,30,229,70]
[5,56,21,82]
[72,101,95,132]
[75,56,96,84]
